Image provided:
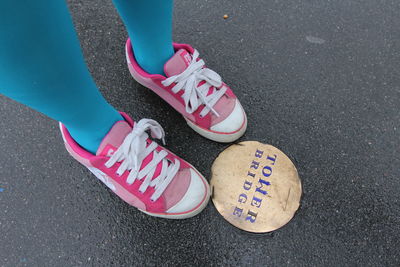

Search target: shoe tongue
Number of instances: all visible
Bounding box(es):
[96,120,164,180]
[164,49,192,77]
[96,121,132,157]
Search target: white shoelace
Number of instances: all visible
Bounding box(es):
[104,119,180,201]
[161,50,227,117]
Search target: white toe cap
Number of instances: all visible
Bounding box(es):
[166,169,207,213]
[210,99,245,133]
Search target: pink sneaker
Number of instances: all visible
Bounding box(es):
[126,39,247,143]
[60,112,210,219]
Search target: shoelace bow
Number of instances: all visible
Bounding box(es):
[105,119,180,201]
[162,49,227,117]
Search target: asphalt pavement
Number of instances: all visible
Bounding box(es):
[0,0,399,266]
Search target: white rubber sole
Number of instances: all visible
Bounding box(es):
[185,112,248,143]
[139,165,211,219]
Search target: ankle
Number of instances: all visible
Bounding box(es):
[132,46,174,76]
[65,113,123,154]
[67,127,105,154]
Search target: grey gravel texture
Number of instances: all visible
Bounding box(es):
[0,0,399,266]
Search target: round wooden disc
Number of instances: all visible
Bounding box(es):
[210,141,302,233]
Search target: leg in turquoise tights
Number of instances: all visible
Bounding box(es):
[113,0,174,75]
[0,0,175,153]
[0,0,123,154]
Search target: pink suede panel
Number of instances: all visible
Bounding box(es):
[163,168,191,209]
[96,121,132,156]
[164,49,191,77]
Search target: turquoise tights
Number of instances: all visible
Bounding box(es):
[0,0,174,154]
